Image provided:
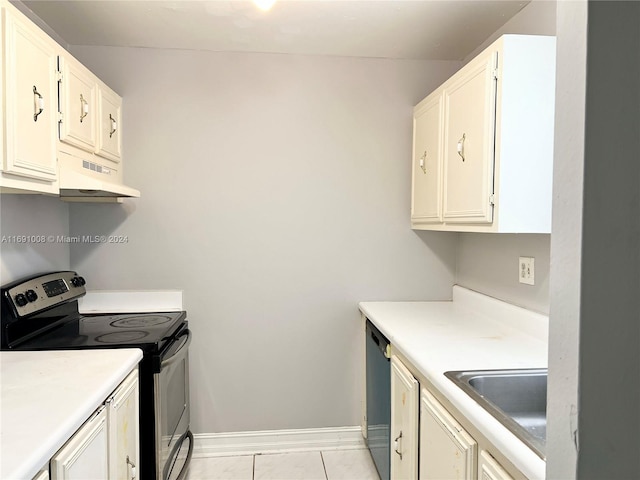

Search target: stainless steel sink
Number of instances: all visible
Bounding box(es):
[444,369,547,459]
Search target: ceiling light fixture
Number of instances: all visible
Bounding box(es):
[252,0,276,11]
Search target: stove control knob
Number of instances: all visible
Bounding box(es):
[14,293,27,307]
[71,277,80,287]
[77,276,86,286]
[25,290,38,302]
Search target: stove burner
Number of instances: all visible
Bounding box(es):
[110,315,174,328]
[95,331,148,343]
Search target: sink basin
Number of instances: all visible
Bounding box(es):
[444,369,547,459]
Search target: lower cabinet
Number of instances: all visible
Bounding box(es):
[385,354,517,480]
[108,370,139,480]
[479,451,514,480]
[50,407,109,479]
[390,355,419,480]
[50,369,139,480]
[420,389,477,480]
[32,469,51,480]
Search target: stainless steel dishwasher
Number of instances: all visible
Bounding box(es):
[365,319,390,480]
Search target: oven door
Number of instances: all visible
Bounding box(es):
[154,327,192,480]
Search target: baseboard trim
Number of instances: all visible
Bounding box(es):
[192,426,366,458]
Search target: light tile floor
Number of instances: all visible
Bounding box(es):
[186,448,381,480]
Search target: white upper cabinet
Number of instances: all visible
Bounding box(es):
[442,49,497,225]
[1,0,136,199]
[96,85,122,162]
[1,3,59,193]
[96,85,122,163]
[58,55,98,153]
[411,35,556,233]
[412,92,443,224]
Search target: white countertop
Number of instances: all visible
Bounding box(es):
[359,286,548,480]
[0,349,143,480]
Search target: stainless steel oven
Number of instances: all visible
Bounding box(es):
[0,271,193,480]
[157,327,192,480]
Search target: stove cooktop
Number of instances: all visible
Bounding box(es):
[12,311,187,352]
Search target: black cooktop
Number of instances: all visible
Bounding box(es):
[11,311,187,352]
[1,271,188,352]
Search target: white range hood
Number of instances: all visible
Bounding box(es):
[58,150,140,203]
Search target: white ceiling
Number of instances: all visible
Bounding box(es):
[22,0,529,60]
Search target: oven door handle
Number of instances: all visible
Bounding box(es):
[161,329,191,369]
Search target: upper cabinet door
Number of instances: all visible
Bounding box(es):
[442,50,497,224]
[3,7,58,182]
[96,86,122,163]
[412,92,443,224]
[58,55,97,153]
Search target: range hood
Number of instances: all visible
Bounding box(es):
[58,150,140,203]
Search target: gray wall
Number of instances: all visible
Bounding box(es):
[66,47,459,433]
[546,1,587,475]
[454,0,556,314]
[548,1,640,478]
[577,2,639,476]
[0,195,70,283]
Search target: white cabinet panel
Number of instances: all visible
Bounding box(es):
[412,92,443,224]
[419,389,477,480]
[2,5,58,184]
[479,451,514,480]
[58,55,97,153]
[391,355,419,480]
[443,50,496,225]
[50,407,109,480]
[96,86,122,163]
[32,470,50,480]
[108,370,139,480]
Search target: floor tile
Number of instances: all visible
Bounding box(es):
[254,451,327,480]
[186,455,254,480]
[322,449,380,480]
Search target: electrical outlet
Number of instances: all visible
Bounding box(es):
[519,257,535,285]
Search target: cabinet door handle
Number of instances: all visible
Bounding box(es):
[419,151,427,174]
[394,431,403,460]
[33,86,44,122]
[457,133,466,162]
[109,113,117,138]
[127,455,136,479]
[80,94,89,122]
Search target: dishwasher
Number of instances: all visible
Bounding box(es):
[365,319,391,480]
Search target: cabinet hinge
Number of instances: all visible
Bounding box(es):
[56,70,63,82]
[58,112,64,123]
[489,194,495,206]
[492,68,498,80]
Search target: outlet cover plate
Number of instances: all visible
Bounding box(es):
[519,257,535,285]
